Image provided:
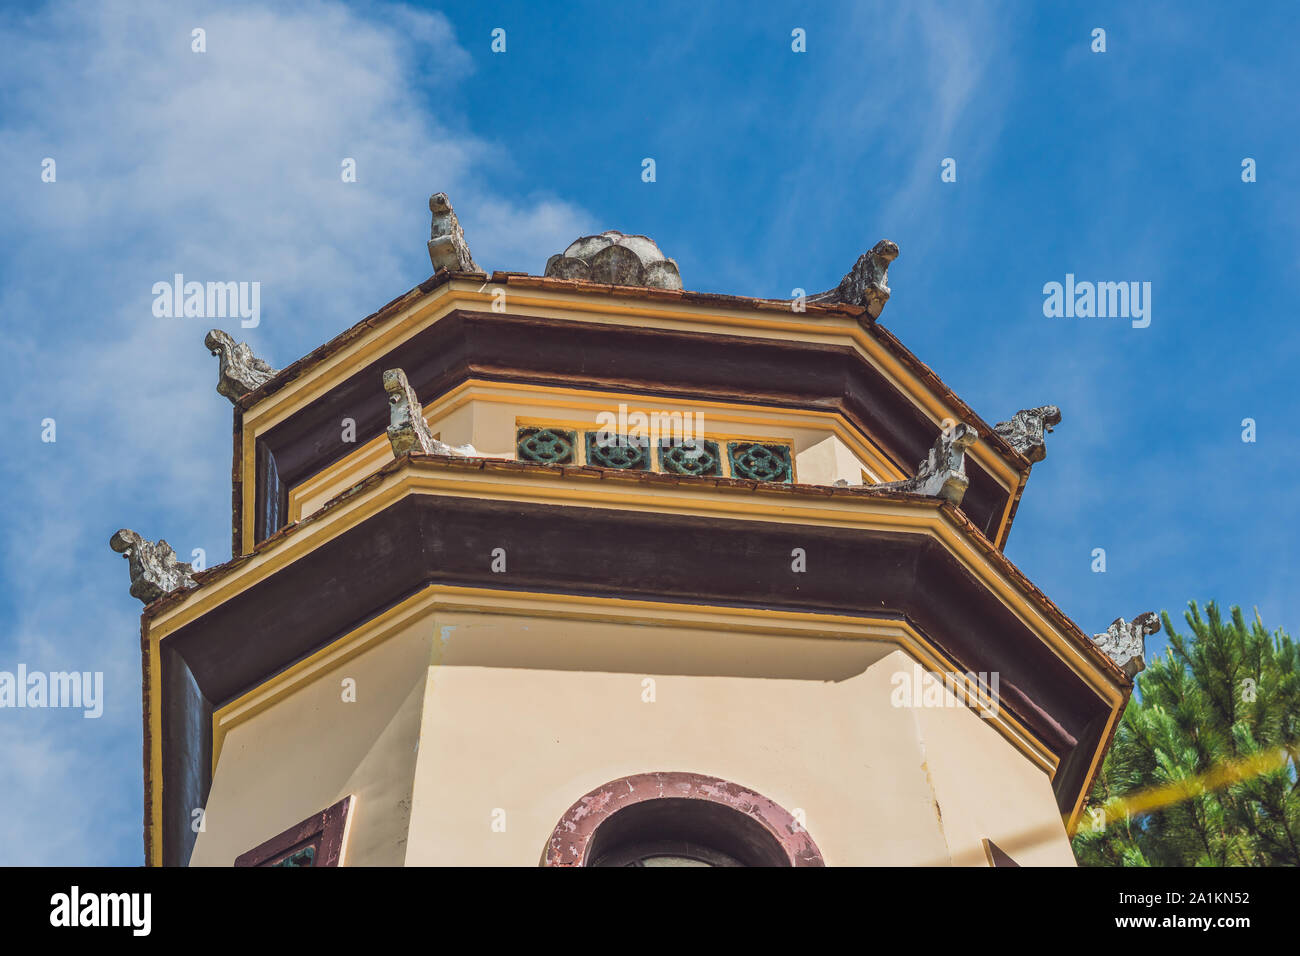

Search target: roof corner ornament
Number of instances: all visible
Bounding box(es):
[1092,612,1161,678]
[993,405,1062,463]
[382,368,478,458]
[428,192,480,274]
[544,231,682,290]
[109,529,197,605]
[205,329,277,403]
[870,422,977,505]
[808,239,899,319]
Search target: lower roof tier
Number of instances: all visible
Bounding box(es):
[142,454,1130,866]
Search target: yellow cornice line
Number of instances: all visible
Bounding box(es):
[243,283,465,433]
[240,425,254,552]
[208,584,1060,787]
[240,283,467,549]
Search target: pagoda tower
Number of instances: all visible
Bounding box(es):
[113,194,1155,867]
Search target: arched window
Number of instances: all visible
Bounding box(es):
[544,772,823,867]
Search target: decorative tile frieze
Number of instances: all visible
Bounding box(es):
[585,431,650,470]
[727,442,793,483]
[517,427,577,465]
[658,438,722,477]
[517,425,793,482]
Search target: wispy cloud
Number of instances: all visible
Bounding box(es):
[0,0,593,864]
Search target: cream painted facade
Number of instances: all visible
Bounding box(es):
[193,600,1075,867]
[141,275,1126,868]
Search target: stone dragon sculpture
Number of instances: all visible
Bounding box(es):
[993,405,1062,463]
[806,239,900,320]
[204,329,277,403]
[383,368,478,457]
[871,423,978,505]
[1092,613,1161,678]
[428,192,480,274]
[109,529,197,604]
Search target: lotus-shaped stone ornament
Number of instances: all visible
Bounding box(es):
[544,231,682,290]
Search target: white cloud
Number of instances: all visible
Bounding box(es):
[0,0,593,864]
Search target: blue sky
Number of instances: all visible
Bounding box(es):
[0,1,1295,864]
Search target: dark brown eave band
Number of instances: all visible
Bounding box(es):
[161,454,1125,688]
[163,454,1123,686]
[232,271,869,414]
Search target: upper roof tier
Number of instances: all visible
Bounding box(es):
[212,193,1061,557]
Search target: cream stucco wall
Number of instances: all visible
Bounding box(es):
[913,678,1077,866]
[189,620,434,866]
[189,602,1076,866]
[796,435,868,486]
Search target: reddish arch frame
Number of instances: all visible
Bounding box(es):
[543,771,825,867]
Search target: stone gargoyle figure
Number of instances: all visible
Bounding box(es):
[383,368,478,458]
[428,192,480,274]
[807,239,900,319]
[1092,612,1161,678]
[871,422,978,505]
[993,405,1062,463]
[204,329,277,403]
[109,529,197,604]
